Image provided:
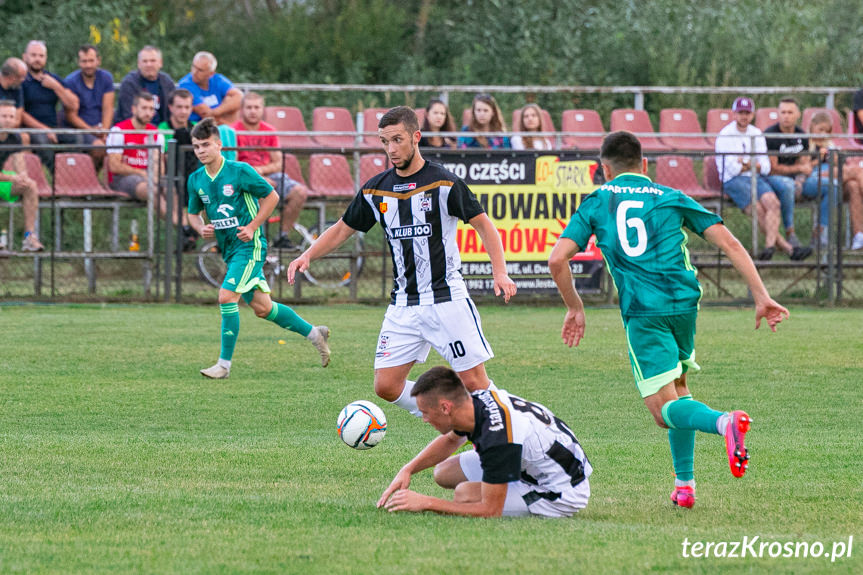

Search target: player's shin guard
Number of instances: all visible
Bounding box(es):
[219,303,240,362]
[265,302,313,336]
[661,396,723,434]
[668,394,695,482]
[391,379,422,418]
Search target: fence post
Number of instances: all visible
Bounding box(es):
[749,136,759,258]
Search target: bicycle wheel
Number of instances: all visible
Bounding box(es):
[197,241,226,288]
[296,221,365,288]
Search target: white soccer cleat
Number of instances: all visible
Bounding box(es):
[200,364,230,379]
[309,326,331,367]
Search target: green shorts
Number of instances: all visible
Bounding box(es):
[0,170,17,202]
[221,257,271,294]
[624,312,701,398]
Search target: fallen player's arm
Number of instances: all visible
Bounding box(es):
[384,481,507,518]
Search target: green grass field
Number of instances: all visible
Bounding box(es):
[1,303,860,574]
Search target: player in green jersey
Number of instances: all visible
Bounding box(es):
[187,118,330,379]
[548,131,789,509]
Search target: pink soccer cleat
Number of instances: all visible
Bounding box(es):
[725,410,752,478]
[670,485,695,509]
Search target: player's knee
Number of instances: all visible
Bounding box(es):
[373,377,400,403]
[652,412,669,429]
[433,459,463,490]
[252,305,270,319]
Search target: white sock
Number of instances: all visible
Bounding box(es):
[391,379,421,417]
[217,358,231,370]
[716,412,731,436]
[675,478,695,488]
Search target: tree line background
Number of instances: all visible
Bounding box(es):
[2,0,863,121]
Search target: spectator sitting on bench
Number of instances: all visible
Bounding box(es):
[233,92,309,250]
[804,111,863,251]
[64,44,115,172]
[458,93,511,150]
[512,103,553,150]
[0,99,43,251]
[178,51,242,125]
[107,92,192,243]
[418,99,457,149]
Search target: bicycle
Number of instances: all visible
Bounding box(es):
[196,218,364,289]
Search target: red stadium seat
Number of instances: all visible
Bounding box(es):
[560,109,604,150]
[308,153,355,198]
[359,154,389,183]
[511,107,556,133]
[281,153,307,186]
[312,107,357,148]
[703,156,723,194]
[656,156,720,203]
[658,109,713,151]
[705,109,733,147]
[755,107,779,131]
[263,106,318,149]
[53,153,119,198]
[414,107,426,128]
[609,109,670,152]
[361,108,388,148]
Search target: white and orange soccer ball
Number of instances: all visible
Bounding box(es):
[337,400,387,449]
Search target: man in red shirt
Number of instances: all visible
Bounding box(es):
[107,91,185,231]
[233,92,309,249]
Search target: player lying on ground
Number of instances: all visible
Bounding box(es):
[377,366,591,518]
[548,130,789,509]
[287,107,516,416]
[187,118,330,379]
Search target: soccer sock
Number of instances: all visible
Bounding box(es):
[391,379,421,418]
[219,303,240,363]
[661,397,723,435]
[668,394,696,482]
[264,302,313,337]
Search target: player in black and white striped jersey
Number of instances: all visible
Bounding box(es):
[377,366,592,518]
[288,107,516,416]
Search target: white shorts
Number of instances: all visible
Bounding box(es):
[458,450,590,518]
[374,299,493,372]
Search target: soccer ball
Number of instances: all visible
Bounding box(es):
[337,400,387,450]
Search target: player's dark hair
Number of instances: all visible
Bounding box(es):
[411,366,470,403]
[779,96,799,108]
[78,44,99,57]
[168,88,193,106]
[191,117,221,141]
[379,106,419,134]
[600,131,643,173]
[132,91,155,107]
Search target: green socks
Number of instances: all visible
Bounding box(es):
[265,302,312,337]
[661,396,723,434]
[668,395,695,482]
[219,303,240,362]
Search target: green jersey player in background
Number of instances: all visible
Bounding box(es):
[187,118,330,379]
[548,131,789,509]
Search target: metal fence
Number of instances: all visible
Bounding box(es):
[2,135,863,305]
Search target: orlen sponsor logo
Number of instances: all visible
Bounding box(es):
[392,183,417,192]
[213,217,239,230]
[390,224,432,239]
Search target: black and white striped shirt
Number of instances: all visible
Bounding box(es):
[342,160,484,306]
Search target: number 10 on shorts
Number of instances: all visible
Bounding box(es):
[448,340,466,358]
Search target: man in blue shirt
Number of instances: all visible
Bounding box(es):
[64,44,115,169]
[0,58,27,128]
[178,52,242,124]
[116,46,175,125]
[21,40,80,168]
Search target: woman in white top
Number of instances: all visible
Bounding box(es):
[511,103,553,150]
